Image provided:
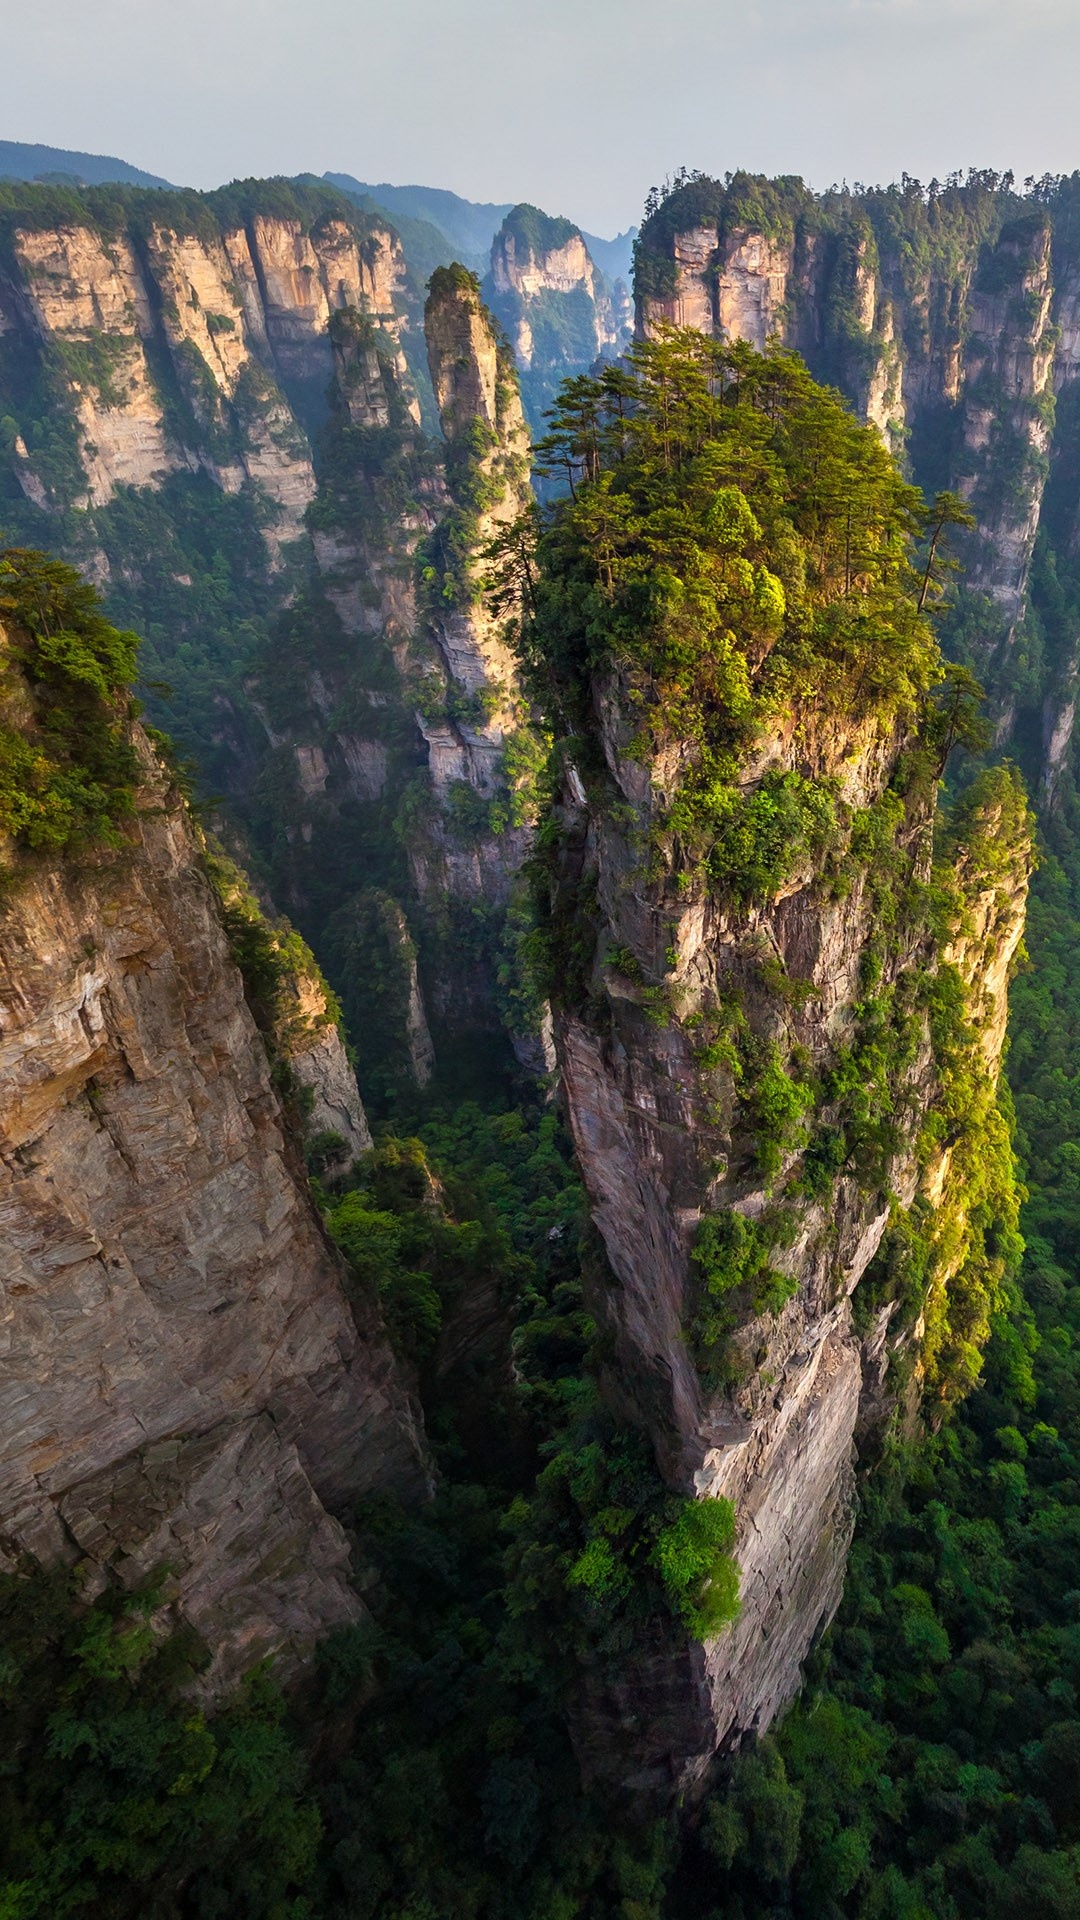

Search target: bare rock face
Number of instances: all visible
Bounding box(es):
[642,223,791,353]
[488,207,620,373]
[247,267,546,1070]
[280,273,534,840]
[423,266,532,805]
[958,215,1055,641]
[244,211,409,422]
[305,312,441,707]
[0,729,426,1689]
[2,194,410,551]
[290,1022,373,1161]
[552,698,1030,1794]
[14,225,187,506]
[0,185,549,1064]
[329,303,420,433]
[141,221,318,541]
[273,956,374,1162]
[426,268,515,438]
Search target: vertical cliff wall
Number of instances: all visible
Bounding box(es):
[0,560,426,1690]
[414,267,534,940]
[0,186,411,535]
[240,261,544,1080]
[485,204,630,426]
[0,180,426,825]
[525,333,1031,1794]
[0,180,554,1086]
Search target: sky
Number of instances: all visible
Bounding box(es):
[6,0,1080,237]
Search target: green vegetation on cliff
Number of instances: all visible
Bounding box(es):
[502,205,579,260]
[0,1573,316,1920]
[519,327,938,877]
[0,172,426,799]
[2,198,1078,1912]
[635,169,811,302]
[674,837,1080,1912]
[512,334,1028,1413]
[0,547,140,854]
[633,165,1028,360]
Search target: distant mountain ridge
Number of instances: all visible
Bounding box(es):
[0,142,637,438]
[0,137,172,188]
[484,201,633,426]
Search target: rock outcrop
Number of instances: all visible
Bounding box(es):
[629,170,1080,884]
[0,183,411,547]
[0,689,426,1689]
[11,224,186,508]
[531,332,1032,1796]
[203,842,375,1164]
[250,265,543,1068]
[485,203,629,423]
[0,177,551,1077]
[288,1000,374,1162]
[417,266,532,869]
[556,702,1029,1799]
[0,181,557,1073]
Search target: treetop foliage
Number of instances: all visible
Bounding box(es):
[499,203,581,261]
[426,260,484,306]
[513,329,943,783]
[631,165,1070,325]
[0,171,393,254]
[0,546,142,856]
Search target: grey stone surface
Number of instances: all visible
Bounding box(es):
[0,729,427,1682]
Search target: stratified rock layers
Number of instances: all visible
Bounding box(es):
[0,737,425,1689]
[555,722,1029,1794]
[6,203,410,534]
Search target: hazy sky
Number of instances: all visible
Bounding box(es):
[6,0,1080,236]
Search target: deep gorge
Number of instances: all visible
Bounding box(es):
[2,161,1080,1916]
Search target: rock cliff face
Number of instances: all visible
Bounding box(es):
[0,703,426,1689]
[420,264,526,787]
[0,178,551,1079]
[643,222,790,356]
[554,743,1028,1791]
[10,224,185,508]
[249,265,543,1071]
[203,842,374,1165]
[416,267,533,901]
[488,207,622,360]
[560,730,1029,1792]
[286,985,374,1162]
[531,332,1032,1795]
[486,204,629,424]
[1,189,411,545]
